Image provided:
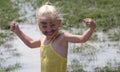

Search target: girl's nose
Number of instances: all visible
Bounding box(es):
[46,26,52,31]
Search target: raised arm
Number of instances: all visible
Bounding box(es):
[64,18,96,43]
[10,21,41,48]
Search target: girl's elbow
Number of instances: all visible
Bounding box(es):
[26,43,36,48]
[26,44,34,48]
[28,41,39,48]
[29,46,35,48]
[29,44,39,48]
[28,43,40,48]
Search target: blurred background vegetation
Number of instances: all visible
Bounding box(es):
[0,0,120,31]
[0,0,21,72]
[0,0,20,29]
[36,0,120,31]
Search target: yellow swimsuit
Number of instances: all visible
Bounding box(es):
[40,34,67,72]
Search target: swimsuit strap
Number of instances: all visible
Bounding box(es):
[41,36,46,46]
[41,32,59,45]
[50,32,59,44]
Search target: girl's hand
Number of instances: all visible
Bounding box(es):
[10,21,20,33]
[83,18,96,29]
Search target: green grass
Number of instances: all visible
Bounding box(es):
[67,59,85,72]
[0,63,21,72]
[0,1,21,71]
[0,32,8,45]
[108,32,120,41]
[95,65,120,72]
[0,0,20,29]
[1,0,119,31]
[36,0,120,31]
[72,44,97,54]
[89,33,99,41]
[0,33,8,38]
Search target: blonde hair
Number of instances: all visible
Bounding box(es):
[36,2,63,23]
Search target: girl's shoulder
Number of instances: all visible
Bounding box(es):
[60,31,72,37]
[59,32,67,37]
[59,31,72,41]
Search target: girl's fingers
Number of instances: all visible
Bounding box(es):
[83,18,94,24]
[83,18,95,28]
[10,21,17,32]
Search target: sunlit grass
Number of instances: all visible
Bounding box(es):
[0,28,21,72]
[67,59,85,72]
[89,33,99,41]
[0,49,21,72]
[0,0,20,29]
[67,59,120,72]
[0,32,8,45]
[0,63,21,72]
[108,32,120,41]
[30,0,120,31]
[95,65,120,72]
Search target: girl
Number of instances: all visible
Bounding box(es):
[10,3,96,72]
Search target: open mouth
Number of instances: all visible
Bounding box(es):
[43,29,56,36]
[47,32,54,36]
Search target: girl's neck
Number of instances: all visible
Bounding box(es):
[45,31,59,44]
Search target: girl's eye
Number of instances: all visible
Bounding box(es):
[40,21,47,25]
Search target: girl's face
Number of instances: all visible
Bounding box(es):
[38,16,61,40]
